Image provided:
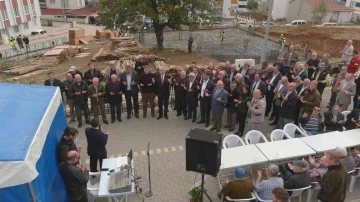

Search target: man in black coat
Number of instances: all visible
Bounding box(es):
[225,82,240,132]
[174,70,188,117]
[197,72,214,127]
[83,63,104,86]
[155,67,172,120]
[185,73,200,122]
[251,73,267,97]
[324,105,345,132]
[134,55,148,76]
[278,82,298,129]
[120,65,140,119]
[59,151,89,202]
[294,78,310,125]
[85,118,108,172]
[70,74,90,128]
[105,74,123,123]
[265,66,282,116]
[344,109,360,130]
[44,72,63,89]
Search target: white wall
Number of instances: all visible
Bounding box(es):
[273,0,289,19]
[223,0,231,18]
[46,0,84,9]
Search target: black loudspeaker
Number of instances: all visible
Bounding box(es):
[186,128,222,177]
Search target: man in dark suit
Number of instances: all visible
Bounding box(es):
[120,65,139,119]
[44,72,63,88]
[83,62,104,86]
[265,66,282,116]
[210,80,228,132]
[174,70,188,117]
[155,67,172,120]
[192,67,202,82]
[225,82,240,132]
[251,73,267,97]
[324,105,344,132]
[70,74,90,128]
[344,109,360,130]
[227,64,238,83]
[185,73,200,122]
[139,65,156,118]
[85,118,108,172]
[197,72,214,127]
[294,78,310,125]
[59,151,89,202]
[273,56,288,77]
[278,82,298,129]
[105,74,123,123]
[213,70,230,92]
[134,55,149,76]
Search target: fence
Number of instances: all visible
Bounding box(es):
[0,36,68,61]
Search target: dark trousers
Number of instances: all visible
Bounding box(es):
[188,44,192,53]
[237,110,248,135]
[353,94,360,110]
[125,90,139,115]
[75,103,89,123]
[227,108,237,129]
[89,155,106,172]
[265,91,274,115]
[317,84,326,96]
[294,101,301,125]
[329,92,337,109]
[110,103,121,120]
[271,102,280,124]
[176,92,187,116]
[187,102,197,121]
[70,195,88,202]
[91,100,107,121]
[200,97,211,124]
[142,92,155,116]
[158,93,169,116]
[212,112,223,131]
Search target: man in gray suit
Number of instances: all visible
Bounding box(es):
[210,80,228,132]
[336,73,356,111]
[283,45,299,68]
[269,77,288,126]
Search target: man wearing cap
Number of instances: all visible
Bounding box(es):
[311,62,330,96]
[255,164,284,200]
[83,63,104,86]
[336,73,356,111]
[283,160,311,190]
[69,66,83,79]
[104,61,121,81]
[328,66,347,109]
[134,55,148,76]
[219,167,254,200]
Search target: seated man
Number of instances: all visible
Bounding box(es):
[335,146,355,172]
[284,160,311,190]
[299,106,324,135]
[272,187,290,202]
[344,109,360,130]
[255,164,284,200]
[220,167,254,200]
[324,105,344,132]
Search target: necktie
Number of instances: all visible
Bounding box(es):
[161,75,164,84]
[252,81,257,92]
[215,89,219,96]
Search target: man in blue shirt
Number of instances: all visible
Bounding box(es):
[255,164,284,200]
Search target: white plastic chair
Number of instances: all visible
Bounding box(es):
[285,185,311,202]
[223,134,246,148]
[342,110,351,118]
[253,191,272,202]
[306,182,320,202]
[244,130,268,145]
[349,167,360,192]
[87,172,112,202]
[283,123,308,138]
[270,129,292,142]
[225,192,256,201]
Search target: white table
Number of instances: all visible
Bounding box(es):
[300,131,356,153]
[341,129,360,145]
[255,138,316,162]
[220,145,268,169]
[98,157,135,202]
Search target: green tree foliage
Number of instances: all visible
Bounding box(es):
[246,0,259,10]
[99,0,221,49]
[311,0,329,22]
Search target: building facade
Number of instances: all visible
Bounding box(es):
[39,0,85,9]
[0,0,42,43]
[345,0,360,20]
[272,0,289,20]
[214,0,249,19]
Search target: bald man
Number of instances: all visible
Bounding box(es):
[341,40,354,63]
[70,74,90,128]
[59,151,89,202]
[213,70,230,92]
[278,82,298,129]
[88,77,108,124]
[210,80,228,132]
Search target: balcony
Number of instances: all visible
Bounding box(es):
[39,0,47,8]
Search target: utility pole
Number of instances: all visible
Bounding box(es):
[62,0,68,23]
[260,0,274,64]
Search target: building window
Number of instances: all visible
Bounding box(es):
[331,11,340,19]
[355,2,360,7]
[79,0,82,6]
[350,1,355,8]
[50,0,55,3]
[238,5,246,8]
[24,6,29,14]
[14,8,20,17]
[14,25,19,33]
[31,4,36,16]
[1,9,8,20]
[33,17,37,27]
[63,0,69,7]
[24,22,29,29]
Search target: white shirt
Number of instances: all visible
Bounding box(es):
[268,73,278,91]
[299,85,308,96]
[189,80,193,89]
[297,70,304,76]
[252,81,260,92]
[278,83,284,92]
[201,80,208,97]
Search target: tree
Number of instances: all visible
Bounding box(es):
[98,0,221,49]
[311,0,329,22]
[246,0,259,10]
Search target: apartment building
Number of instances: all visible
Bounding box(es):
[0,0,42,43]
[214,0,248,19]
[39,0,85,9]
[345,0,360,20]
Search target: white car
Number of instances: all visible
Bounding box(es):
[285,20,306,26]
[315,22,338,27]
[237,21,253,28]
[31,29,47,35]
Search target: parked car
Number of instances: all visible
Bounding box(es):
[31,29,47,35]
[285,20,306,26]
[237,21,253,28]
[262,21,273,27]
[315,22,338,27]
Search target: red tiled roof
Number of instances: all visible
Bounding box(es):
[306,0,354,12]
[41,8,70,16]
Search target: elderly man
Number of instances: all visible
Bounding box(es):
[59,151,89,202]
[257,61,268,77]
[265,66,282,116]
[335,146,355,172]
[70,74,90,128]
[120,65,139,119]
[322,53,333,72]
[348,50,360,74]
[83,62,104,86]
[306,52,320,79]
[104,61,121,81]
[88,78,108,124]
[328,66,347,109]
[278,82,298,129]
[134,55,149,76]
[292,63,307,81]
[174,70,188,117]
[197,72,214,127]
[283,160,311,190]
[248,89,266,131]
[251,73,267,96]
[245,66,256,86]
[210,80,228,132]
[68,66,83,79]
[344,109,360,130]
[272,187,290,202]
[269,76,289,125]
[234,73,246,93]
[105,74,122,123]
[340,39,354,64]
[219,167,254,200]
[324,105,344,132]
[336,73,356,111]
[311,62,330,96]
[224,82,240,131]
[262,65,274,81]
[299,80,321,115]
[255,164,284,200]
[155,67,172,120]
[239,61,250,76]
[214,70,230,92]
[184,73,200,122]
[312,150,348,202]
[284,45,299,68]
[294,78,311,125]
[299,105,324,135]
[139,65,156,118]
[63,73,76,123]
[228,64,238,82]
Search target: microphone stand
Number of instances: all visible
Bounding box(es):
[145,142,153,197]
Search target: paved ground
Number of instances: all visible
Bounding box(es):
[70,85,360,202]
